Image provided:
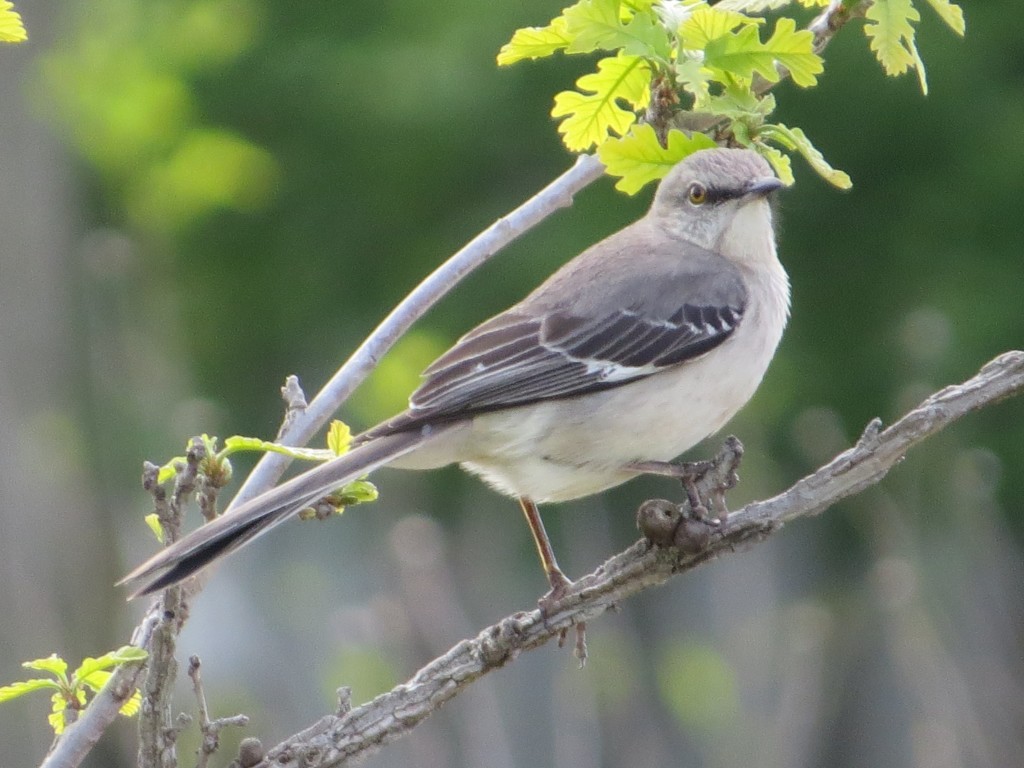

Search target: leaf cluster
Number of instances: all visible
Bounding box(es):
[0,647,147,734]
[498,0,964,192]
[144,421,378,542]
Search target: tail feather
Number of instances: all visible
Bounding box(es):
[119,429,433,598]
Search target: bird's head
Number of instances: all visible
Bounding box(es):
[651,148,783,264]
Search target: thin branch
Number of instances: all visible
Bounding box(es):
[136,440,209,768]
[188,656,249,768]
[244,350,1024,768]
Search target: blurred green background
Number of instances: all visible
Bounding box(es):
[1,2,1022,766]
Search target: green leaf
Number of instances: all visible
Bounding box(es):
[564,0,670,58]
[551,53,651,151]
[759,123,851,189]
[118,690,142,717]
[73,646,148,683]
[923,0,965,35]
[704,17,822,88]
[0,678,60,702]
[700,84,776,124]
[754,144,795,186]
[331,479,379,507]
[23,654,68,680]
[497,15,573,65]
[678,5,760,50]
[623,0,658,11]
[78,669,111,694]
[49,693,69,734]
[221,435,333,462]
[863,0,920,78]
[0,1,27,43]
[109,646,149,663]
[144,513,165,543]
[78,668,142,717]
[157,458,183,485]
[908,32,928,95]
[598,125,716,194]
[674,54,712,101]
[327,420,353,456]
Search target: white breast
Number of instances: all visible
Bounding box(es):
[458,252,790,502]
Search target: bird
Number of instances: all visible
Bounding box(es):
[120,147,789,604]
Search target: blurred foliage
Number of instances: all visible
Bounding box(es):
[657,638,739,731]
[36,0,273,233]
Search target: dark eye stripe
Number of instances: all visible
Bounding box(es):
[703,185,742,204]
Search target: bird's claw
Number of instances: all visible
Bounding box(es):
[538,570,588,666]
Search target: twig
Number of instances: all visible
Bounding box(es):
[136,440,206,768]
[241,350,1024,768]
[188,656,249,768]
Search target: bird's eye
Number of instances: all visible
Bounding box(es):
[687,183,707,205]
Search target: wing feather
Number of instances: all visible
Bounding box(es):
[359,242,749,442]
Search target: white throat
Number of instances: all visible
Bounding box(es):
[718,198,776,266]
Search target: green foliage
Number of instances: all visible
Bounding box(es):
[703,17,822,87]
[657,639,738,732]
[146,421,378,541]
[0,1,26,42]
[551,53,652,150]
[499,0,966,192]
[863,0,965,95]
[563,0,671,58]
[598,125,716,193]
[759,123,851,189]
[0,647,147,734]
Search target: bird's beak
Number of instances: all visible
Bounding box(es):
[744,176,784,198]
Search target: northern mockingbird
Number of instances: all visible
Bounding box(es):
[122,148,789,602]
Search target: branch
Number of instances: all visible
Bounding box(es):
[243,350,1024,768]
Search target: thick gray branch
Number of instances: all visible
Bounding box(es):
[251,351,1024,767]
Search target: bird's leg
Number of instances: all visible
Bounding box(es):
[628,436,744,525]
[519,497,587,663]
[519,497,572,604]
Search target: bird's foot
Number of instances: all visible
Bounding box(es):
[629,436,744,525]
[538,569,588,666]
[634,437,745,551]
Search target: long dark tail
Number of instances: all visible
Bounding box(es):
[119,429,431,598]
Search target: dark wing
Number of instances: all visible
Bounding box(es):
[409,302,743,417]
[358,241,747,440]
